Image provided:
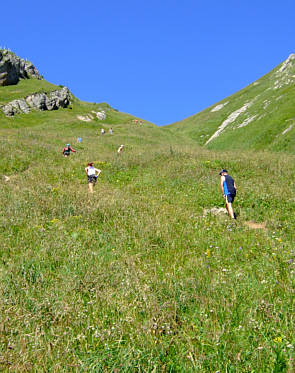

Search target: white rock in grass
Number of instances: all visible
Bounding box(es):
[282,124,294,135]
[277,53,295,73]
[238,115,257,128]
[210,102,229,112]
[203,207,227,216]
[95,111,106,120]
[77,115,92,122]
[206,101,253,145]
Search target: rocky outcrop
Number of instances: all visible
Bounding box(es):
[1,87,71,116]
[0,49,42,86]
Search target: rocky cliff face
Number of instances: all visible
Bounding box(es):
[1,87,71,116]
[0,49,42,86]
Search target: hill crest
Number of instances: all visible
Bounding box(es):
[167,53,295,153]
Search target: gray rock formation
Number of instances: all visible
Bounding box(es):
[1,87,71,116]
[0,49,42,86]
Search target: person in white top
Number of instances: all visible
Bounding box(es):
[117,144,124,155]
[85,162,101,193]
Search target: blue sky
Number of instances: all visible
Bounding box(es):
[1,0,295,125]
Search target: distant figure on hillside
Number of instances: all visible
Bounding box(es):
[109,128,113,135]
[77,137,82,143]
[101,128,105,135]
[135,119,138,125]
[62,144,76,157]
[85,162,101,193]
[219,169,237,219]
[117,144,124,155]
[140,120,143,125]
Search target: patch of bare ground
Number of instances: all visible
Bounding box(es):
[244,221,267,230]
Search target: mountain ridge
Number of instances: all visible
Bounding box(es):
[167,53,295,153]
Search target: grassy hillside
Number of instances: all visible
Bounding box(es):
[0,70,294,371]
[167,54,295,153]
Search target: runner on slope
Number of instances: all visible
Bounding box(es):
[85,162,101,193]
[219,169,237,219]
[62,144,76,157]
[117,144,124,155]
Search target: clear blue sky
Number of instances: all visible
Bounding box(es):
[1,0,295,125]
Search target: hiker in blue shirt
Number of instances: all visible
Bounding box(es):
[219,169,237,219]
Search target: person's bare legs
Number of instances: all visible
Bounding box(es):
[88,182,94,193]
[226,202,235,219]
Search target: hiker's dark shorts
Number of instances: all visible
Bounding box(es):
[225,194,235,203]
[88,175,97,184]
[63,151,70,156]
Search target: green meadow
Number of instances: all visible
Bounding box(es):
[0,77,294,371]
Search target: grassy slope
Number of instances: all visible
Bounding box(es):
[0,80,294,371]
[167,57,295,153]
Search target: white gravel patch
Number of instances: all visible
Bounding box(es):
[205,101,253,145]
[237,115,257,128]
[210,102,229,112]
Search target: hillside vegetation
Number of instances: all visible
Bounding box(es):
[168,54,295,153]
[0,55,294,371]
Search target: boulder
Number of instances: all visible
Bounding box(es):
[1,87,71,116]
[0,49,42,86]
[95,111,106,120]
[1,99,30,116]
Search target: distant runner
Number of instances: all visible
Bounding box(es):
[117,144,124,155]
[77,137,82,143]
[85,162,101,193]
[101,128,105,135]
[219,169,237,219]
[62,144,76,157]
[109,128,113,135]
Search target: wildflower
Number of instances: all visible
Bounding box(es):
[50,218,60,224]
[205,249,211,257]
[273,336,283,343]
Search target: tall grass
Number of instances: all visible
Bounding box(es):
[0,116,294,371]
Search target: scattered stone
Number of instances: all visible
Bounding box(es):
[77,115,92,122]
[95,111,106,120]
[210,102,229,112]
[277,53,295,73]
[203,207,228,216]
[77,110,106,122]
[3,175,10,182]
[238,115,257,129]
[281,124,294,135]
[206,101,253,145]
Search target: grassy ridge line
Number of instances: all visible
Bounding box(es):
[0,79,59,104]
[0,124,295,371]
[166,58,295,153]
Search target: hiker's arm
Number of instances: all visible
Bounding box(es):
[85,167,88,175]
[95,168,101,176]
[234,181,237,191]
[220,176,225,195]
[70,147,76,152]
